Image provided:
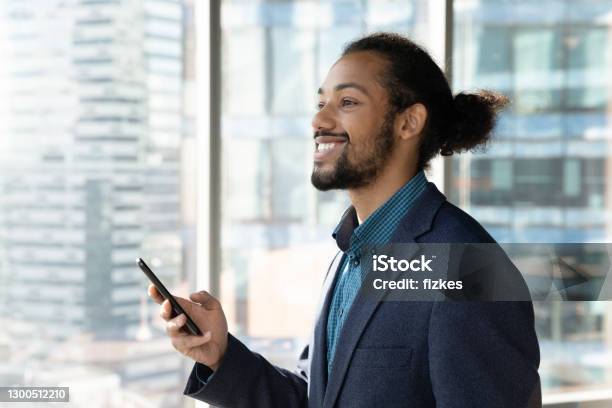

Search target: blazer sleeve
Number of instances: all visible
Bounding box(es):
[183,333,309,408]
[427,301,541,408]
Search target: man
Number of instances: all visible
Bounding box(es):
[148,33,541,407]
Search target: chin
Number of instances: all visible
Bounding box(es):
[313,160,336,174]
[311,168,339,191]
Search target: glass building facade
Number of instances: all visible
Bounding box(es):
[452,0,612,404]
[0,0,195,406]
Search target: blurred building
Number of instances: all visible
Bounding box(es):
[451,0,612,402]
[0,0,185,338]
[452,0,610,243]
[0,0,192,404]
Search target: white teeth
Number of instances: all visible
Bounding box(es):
[318,143,335,151]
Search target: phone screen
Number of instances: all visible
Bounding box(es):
[137,258,202,336]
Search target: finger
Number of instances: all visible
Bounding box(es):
[173,297,196,316]
[160,299,173,321]
[148,284,164,304]
[173,331,212,351]
[166,313,188,337]
[189,290,220,310]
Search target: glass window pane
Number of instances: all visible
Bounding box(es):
[223,28,267,115]
[270,28,317,115]
[478,27,511,74]
[0,1,197,406]
[271,138,309,220]
[220,0,445,369]
[226,138,270,221]
[453,0,612,402]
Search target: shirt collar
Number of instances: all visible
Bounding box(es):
[332,206,359,252]
[332,170,428,252]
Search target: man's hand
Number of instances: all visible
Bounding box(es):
[148,284,229,371]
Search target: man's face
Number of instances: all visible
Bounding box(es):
[311,51,396,191]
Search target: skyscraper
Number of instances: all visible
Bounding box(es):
[451,0,612,397]
[0,0,191,403]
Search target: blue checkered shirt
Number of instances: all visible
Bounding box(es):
[326,170,428,375]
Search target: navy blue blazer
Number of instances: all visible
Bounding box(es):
[184,181,541,407]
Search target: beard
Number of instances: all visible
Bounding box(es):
[311,111,396,191]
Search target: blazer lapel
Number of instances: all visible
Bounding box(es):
[322,182,447,408]
[309,251,346,408]
[389,182,447,243]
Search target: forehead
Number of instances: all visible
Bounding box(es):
[319,51,387,95]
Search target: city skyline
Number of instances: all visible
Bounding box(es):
[0,0,194,406]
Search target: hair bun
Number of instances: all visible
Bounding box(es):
[444,90,509,155]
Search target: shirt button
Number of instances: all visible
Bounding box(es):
[352,257,360,267]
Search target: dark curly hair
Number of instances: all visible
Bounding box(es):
[342,32,509,170]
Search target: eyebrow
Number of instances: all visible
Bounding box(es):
[317,82,370,97]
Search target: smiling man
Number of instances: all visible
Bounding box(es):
[148,33,541,407]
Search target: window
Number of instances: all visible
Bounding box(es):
[4,1,612,406]
[453,0,612,403]
[0,1,196,406]
[219,0,442,367]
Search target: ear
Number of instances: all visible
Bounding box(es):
[395,103,427,141]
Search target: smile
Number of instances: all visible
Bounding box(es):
[317,142,342,152]
[314,140,347,162]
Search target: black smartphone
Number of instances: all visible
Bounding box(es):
[137,257,203,336]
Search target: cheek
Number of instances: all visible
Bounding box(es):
[346,128,376,158]
[342,110,385,156]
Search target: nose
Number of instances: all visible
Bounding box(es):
[311,108,335,133]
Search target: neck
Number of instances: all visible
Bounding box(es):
[349,165,419,224]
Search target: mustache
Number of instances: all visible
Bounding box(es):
[313,131,349,139]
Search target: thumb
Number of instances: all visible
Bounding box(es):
[190,290,220,310]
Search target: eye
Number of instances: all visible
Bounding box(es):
[342,98,357,107]
[317,101,325,110]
